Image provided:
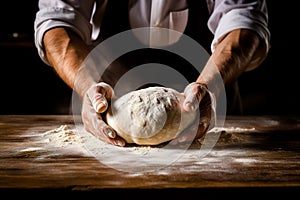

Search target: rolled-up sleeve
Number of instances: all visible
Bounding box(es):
[208,0,270,53]
[34,0,97,65]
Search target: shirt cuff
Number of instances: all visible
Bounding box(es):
[34,8,92,65]
[211,8,270,53]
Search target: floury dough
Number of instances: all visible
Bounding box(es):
[105,86,197,145]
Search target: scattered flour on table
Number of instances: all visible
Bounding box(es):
[198,126,257,145]
[18,124,257,162]
[16,124,259,172]
[215,127,256,133]
[40,125,257,152]
[18,125,88,157]
[42,124,84,147]
[40,125,162,157]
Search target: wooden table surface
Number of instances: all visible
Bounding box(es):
[0,115,300,197]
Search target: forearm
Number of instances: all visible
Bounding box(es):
[197,29,267,95]
[43,27,96,98]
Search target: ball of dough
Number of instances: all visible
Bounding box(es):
[105,86,197,145]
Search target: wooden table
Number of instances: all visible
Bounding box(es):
[0,115,299,198]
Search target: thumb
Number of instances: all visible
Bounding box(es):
[183,82,208,112]
[89,82,114,113]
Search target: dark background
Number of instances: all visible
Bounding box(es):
[0,0,298,116]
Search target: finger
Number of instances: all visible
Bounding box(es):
[170,98,212,146]
[170,121,199,145]
[169,120,209,145]
[89,82,114,113]
[92,116,116,138]
[84,114,126,147]
[92,93,108,113]
[183,82,207,112]
[183,95,198,112]
[93,129,126,147]
[183,84,199,112]
[95,115,127,147]
[95,82,114,100]
[106,135,126,147]
[97,123,126,147]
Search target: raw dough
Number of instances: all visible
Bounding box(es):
[105,86,197,145]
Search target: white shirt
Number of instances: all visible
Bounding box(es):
[34,0,270,65]
[129,0,189,47]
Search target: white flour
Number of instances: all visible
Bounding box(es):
[41,124,162,157]
[18,124,257,173]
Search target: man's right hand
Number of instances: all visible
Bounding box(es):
[81,82,126,146]
[170,82,216,145]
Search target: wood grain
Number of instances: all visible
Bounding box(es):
[0,115,300,197]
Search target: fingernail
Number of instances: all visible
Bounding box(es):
[190,105,195,111]
[117,140,125,146]
[184,102,192,112]
[95,102,106,113]
[106,129,115,138]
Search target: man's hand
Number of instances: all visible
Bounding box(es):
[171,82,216,145]
[81,82,126,146]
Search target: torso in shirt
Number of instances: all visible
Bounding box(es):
[97,0,190,46]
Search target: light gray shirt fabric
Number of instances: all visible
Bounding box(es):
[34,0,270,65]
